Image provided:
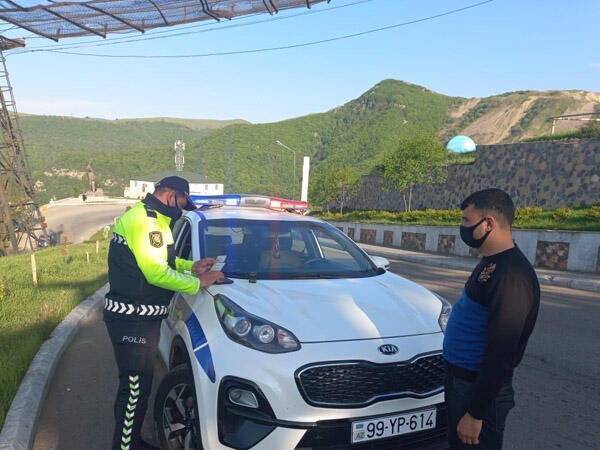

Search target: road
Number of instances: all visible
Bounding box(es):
[388,259,600,450]
[42,201,133,244]
[32,304,164,450]
[31,251,600,449]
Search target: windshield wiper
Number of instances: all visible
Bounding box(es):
[291,272,348,279]
[224,271,262,283]
[224,270,251,279]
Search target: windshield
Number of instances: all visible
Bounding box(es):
[199,218,379,280]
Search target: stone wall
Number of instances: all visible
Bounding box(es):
[331,222,600,273]
[346,138,600,211]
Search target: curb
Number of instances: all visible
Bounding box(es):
[361,245,600,294]
[535,274,600,293]
[0,284,109,450]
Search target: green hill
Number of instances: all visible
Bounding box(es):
[20,115,246,201]
[18,80,599,203]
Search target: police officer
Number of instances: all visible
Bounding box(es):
[103,176,223,450]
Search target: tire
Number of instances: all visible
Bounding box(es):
[154,364,203,450]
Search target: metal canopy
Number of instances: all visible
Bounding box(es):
[0,1,332,255]
[0,0,330,41]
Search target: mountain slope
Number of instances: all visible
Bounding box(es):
[442,89,600,144]
[16,80,599,203]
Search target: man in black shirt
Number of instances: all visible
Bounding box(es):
[443,188,540,449]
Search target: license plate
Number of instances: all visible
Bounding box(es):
[351,407,436,444]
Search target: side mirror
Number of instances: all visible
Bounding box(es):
[370,255,390,271]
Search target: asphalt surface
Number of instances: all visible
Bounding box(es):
[41,197,135,245]
[1,245,599,450]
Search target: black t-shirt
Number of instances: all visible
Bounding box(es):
[443,245,540,418]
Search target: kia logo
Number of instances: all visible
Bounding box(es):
[378,344,399,355]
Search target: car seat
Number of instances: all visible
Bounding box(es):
[260,234,302,270]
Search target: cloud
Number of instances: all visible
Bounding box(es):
[590,63,600,68]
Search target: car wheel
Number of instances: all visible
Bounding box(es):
[154,364,203,450]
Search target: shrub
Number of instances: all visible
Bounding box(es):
[430,209,462,223]
[515,206,543,222]
[586,205,600,219]
[552,208,573,220]
[314,205,599,231]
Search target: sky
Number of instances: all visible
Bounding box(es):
[1,0,599,124]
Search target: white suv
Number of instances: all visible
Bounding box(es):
[154,195,451,450]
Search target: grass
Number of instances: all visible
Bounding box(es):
[314,205,600,232]
[521,123,600,142]
[0,233,110,428]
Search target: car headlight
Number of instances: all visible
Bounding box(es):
[214,295,300,353]
[434,293,452,333]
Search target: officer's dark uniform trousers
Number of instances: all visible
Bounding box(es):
[105,315,162,450]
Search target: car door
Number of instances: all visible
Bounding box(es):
[159,217,195,362]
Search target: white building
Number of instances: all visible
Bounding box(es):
[124,171,223,199]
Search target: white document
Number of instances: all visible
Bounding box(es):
[211,255,226,271]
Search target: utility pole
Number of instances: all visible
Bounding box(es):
[275,140,297,200]
[174,140,185,171]
[0,36,47,255]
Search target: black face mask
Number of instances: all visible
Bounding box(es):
[164,205,182,220]
[164,195,183,220]
[460,217,490,249]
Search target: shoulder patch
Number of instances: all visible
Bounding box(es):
[144,204,157,218]
[149,231,163,248]
[478,263,496,283]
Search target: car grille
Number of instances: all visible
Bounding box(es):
[296,353,445,408]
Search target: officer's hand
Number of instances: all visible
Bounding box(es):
[192,258,216,275]
[198,271,224,287]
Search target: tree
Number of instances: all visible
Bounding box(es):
[314,166,362,214]
[382,130,447,211]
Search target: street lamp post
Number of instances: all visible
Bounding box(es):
[275,140,296,200]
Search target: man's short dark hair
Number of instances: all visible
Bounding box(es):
[460,188,515,226]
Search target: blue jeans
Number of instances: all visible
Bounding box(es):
[445,372,515,450]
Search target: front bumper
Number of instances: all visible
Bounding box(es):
[295,406,447,450]
[187,314,447,449]
[217,376,447,450]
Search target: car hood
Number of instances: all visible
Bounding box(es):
[210,272,443,342]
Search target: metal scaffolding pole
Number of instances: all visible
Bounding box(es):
[0,36,47,255]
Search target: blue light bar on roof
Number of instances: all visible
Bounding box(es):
[190,194,308,211]
[191,194,241,206]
